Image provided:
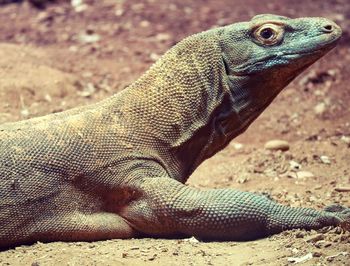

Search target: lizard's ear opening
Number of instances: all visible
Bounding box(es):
[253,23,284,46]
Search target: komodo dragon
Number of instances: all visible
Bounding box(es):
[0,14,349,248]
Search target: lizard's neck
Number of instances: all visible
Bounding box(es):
[105,32,231,181]
[108,31,282,182]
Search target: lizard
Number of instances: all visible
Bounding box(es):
[0,14,349,249]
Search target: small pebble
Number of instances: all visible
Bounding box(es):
[314,102,326,115]
[305,233,324,243]
[340,135,350,144]
[265,140,290,151]
[312,251,322,257]
[78,32,100,44]
[287,253,313,263]
[289,160,302,171]
[296,171,315,179]
[231,142,243,150]
[323,241,332,248]
[326,257,334,262]
[295,231,306,238]
[334,187,350,192]
[320,155,331,164]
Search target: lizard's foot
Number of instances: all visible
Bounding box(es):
[323,204,350,231]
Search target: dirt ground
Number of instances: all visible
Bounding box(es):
[0,0,349,265]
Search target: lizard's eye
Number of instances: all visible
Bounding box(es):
[254,23,284,46]
[260,28,274,39]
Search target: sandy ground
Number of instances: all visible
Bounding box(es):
[0,0,349,265]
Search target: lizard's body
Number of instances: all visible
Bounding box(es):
[0,14,349,248]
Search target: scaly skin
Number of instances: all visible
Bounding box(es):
[0,14,348,248]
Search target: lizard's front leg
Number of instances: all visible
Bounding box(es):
[121,175,350,240]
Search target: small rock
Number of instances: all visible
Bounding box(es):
[320,155,331,164]
[334,187,350,192]
[115,9,124,16]
[148,254,157,261]
[340,135,350,144]
[285,242,293,248]
[140,20,150,27]
[312,251,322,257]
[20,108,30,118]
[75,4,88,13]
[295,231,306,238]
[323,242,332,247]
[291,247,299,254]
[326,256,334,262]
[237,177,249,184]
[155,33,171,42]
[305,233,324,243]
[183,236,200,243]
[71,0,88,13]
[265,140,290,151]
[69,45,78,52]
[287,253,313,263]
[149,53,160,61]
[78,32,100,44]
[78,83,96,97]
[289,160,302,171]
[314,102,326,115]
[296,171,315,179]
[44,94,52,102]
[231,142,243,150]
[36,11,52,23]
[325,252,348,261]
[82,71,93,78]
[333,227,343,234]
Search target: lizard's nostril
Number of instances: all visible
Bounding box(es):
[322,24,333,33]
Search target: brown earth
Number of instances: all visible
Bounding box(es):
[0,0,349,265]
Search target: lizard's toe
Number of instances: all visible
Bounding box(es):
[320,205,350,231]
[325,206,350,231]
[338,210,350,231]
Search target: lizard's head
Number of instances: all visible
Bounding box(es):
[190,15,341,164]
[213,14,342,138]
[221,14,342,78]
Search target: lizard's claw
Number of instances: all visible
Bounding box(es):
[340,219,350,231]
[339,209,350,231]
[323,204,350,231]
